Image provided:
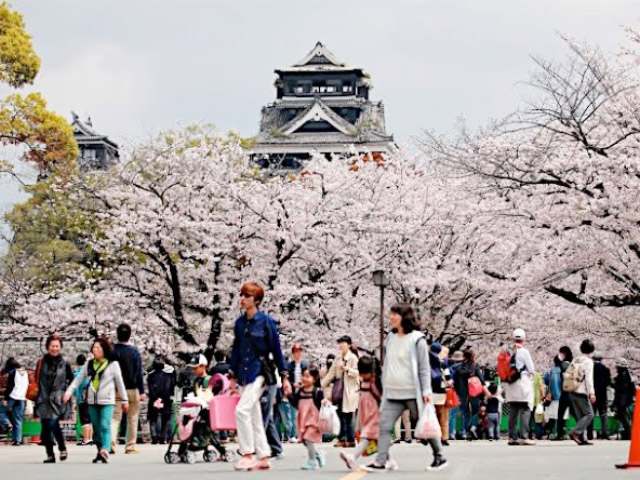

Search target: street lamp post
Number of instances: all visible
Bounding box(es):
[372,269,390,364]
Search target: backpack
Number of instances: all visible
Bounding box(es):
[429,350,444,389]
[497,350,521,384]
[562,361,585,393]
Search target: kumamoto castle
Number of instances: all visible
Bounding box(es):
[251,42,396,170]
[70,42,395,173]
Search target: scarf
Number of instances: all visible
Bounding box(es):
[91,359,109,392]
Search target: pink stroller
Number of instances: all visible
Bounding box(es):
[164,389,240,464]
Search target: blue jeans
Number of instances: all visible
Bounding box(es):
[488,413,500,440]
[0,402,10,428]
[448,406,460,438]
[261,384,283,455]
[7,399,25,443]
[461,395,480,436]
[89,404,115,451]
[278,401,297,439]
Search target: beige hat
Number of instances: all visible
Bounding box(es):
[451,351,464,362]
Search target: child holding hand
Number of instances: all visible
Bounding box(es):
[340,356,387,470]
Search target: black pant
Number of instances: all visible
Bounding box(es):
[587,399,609,439]
[41,418,66,456]
[556,393,574,438]
[338,408,355,443]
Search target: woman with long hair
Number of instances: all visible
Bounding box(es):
[65,336,129,463]
[36,334,74,463]
[554,345,574,440]
[363,304,448,472]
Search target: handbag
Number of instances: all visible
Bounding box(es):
[26,358,43,402]
[331,359,346,406]
[445,389,460,408]
[244,324,277,386]
[468,376,483,398]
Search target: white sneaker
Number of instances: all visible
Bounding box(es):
[386,459,399,471]
[340,452,357,470]
[289,437,299,444]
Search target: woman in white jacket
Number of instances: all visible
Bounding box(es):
[64,336,129,463]
[362,304,447,472]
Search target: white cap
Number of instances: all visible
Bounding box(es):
[187,353,208,367]
[513,328,526,340]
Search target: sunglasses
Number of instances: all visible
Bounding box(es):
[240,292,254,298]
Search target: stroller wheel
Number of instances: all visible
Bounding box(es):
[183,451,197,464]
[224,450,237,463]
[165,452,180,464]
[203,450,218,463]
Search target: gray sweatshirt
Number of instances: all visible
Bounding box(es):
[381,331,431,406]
[66,361,129,406]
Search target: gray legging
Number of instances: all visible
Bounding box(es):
[376,399,444,465]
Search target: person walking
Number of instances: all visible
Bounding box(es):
[543,355,563,438]
[429,343,451,445]
[287,367,325,470]
[65,336,129,463]
[340,356,382,470]
[568,339,596,446]
[147,357,176,444]
[72,354,93,446]
[111,323,145,454]
[2,359,28,445]
[587,352,611,440]
[453,349,487,441]
[448,351,464,440]
[555,346,574,440]
[36,334,74,463]
[320,335,359,448]
[229,281,288,471]
[284,344,308,443]
[362,304,448,472]
[612,358,635,440]
[503,328,536,446]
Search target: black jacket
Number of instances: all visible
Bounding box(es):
[113,343,144,393]
[613,370,635,409]
[147,369,176,414]
[593,362,611,399]
[35,355,73,419]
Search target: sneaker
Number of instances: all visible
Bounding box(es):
[427,456,448,471]
[521,439,536,446]
[441,440,450,446]
[316,450,326,468]
[289,437,299,444]
[301,459,320,470]
[340,452,357,470]
[234,457,256,471]
[386,459,399,471]
[250,458,272,470]
[569,433,582,445]
[361,462,387,473]
[125,447,139,454]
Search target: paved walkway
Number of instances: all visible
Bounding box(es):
[0,440,633,480]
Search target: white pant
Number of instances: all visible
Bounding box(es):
[236,376,269,458]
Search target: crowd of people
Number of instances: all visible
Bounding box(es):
[0,280,637,473]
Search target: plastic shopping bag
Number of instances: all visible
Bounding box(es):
[415,403,442,440]
[319,404,341,436]
[319,404,333,434]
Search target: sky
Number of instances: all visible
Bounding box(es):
[1,0,637,234]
